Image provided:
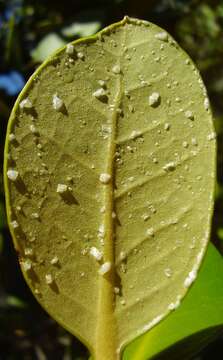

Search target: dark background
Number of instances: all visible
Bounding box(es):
[1,1,223,359]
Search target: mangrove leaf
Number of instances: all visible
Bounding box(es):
[4,17,216,360]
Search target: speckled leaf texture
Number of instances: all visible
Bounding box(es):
[4,17,216,360]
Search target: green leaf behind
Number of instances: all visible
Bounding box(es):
[31,33,66,63]
[124,243,223,360]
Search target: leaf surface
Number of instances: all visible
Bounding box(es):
[4,17,216,360]
[123,243,223,360]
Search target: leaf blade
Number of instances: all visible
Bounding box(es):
[4,17,216,359]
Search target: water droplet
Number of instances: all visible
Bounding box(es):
[50,256,59,265]
[98,224,105,237]
[7,169,19,181]
[128,105,135,114]
[98,261,112,275]
[182,141,189,148]
[148,92,160,107]
[92,88,107,100]
[125,54,131,60]
[37,143,42,150]
[119,251,126,261]
[52,94,64,111]
[168,299,180,310]
[142,214,150,221]
[116,108,123,115]
[126,145,133,152]
[207,132,216,141]
[120,263,126,273]
[164,268,172,278]
[89,246,103,261]
[146,228,154,237]
[11,220,19,229]
[128,176,134,182]
[184,269,197,288]
[120,299,126,305]
[81,248,88,256]
[185,110,194,120]
[191,137,198,146]
[130,130,142,140]
[99,173,111,184]
[163,161,176,172]
[152,157,158,164]
[31,212,40,219]
[166,99,171,106]
[155,32,168,42]
[66,176,73,183]
[30,124,38,135]
[204,97,209,111]
[114,287,120,294]
[19,98,33,109]
[24,248,33,257]
[196,250,204,264]
[100,206,106,213]
[98,79,106,87]
[66,43,74,55]
[9,133,16,142]
[111,39,118,48]
[77,51,84,60]
[22,259,32,272]
[45,273,54,285]
[164,123,170,131]
[56,183,68,194]
[112,65,121,74]
[68,57,74,65]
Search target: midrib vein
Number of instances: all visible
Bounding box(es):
[94,69,122,359]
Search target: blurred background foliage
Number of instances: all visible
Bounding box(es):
[0,0,223,359]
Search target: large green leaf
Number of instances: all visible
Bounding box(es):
[124,242,223,359]
[4,17,215,359]
[31,33,66,63]
[62,20,101,38]
[61,9,103,38]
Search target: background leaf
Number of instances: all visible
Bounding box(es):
[31,33,66,63]
[61,9,103,38]
[123,243,223,360]
[62,21,101,38]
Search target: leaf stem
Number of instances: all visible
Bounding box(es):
[94,68,122,360]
